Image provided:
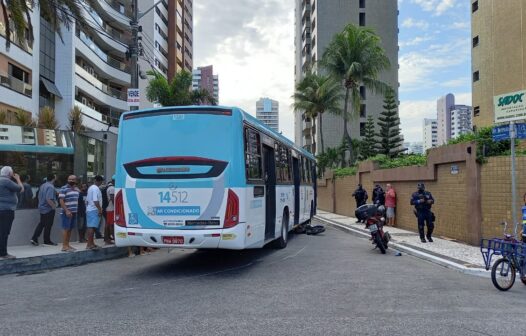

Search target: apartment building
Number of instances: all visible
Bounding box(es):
[294,0,399,153]
[436,93,472,145]
[423,118,438,152]
[192,65,219,104]
[0,0,193,133]
[256,98,279,132]
[471,0,526,127]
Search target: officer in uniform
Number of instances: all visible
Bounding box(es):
[372,184,385,206]
[352,184,368,223]
[410,183,435,243]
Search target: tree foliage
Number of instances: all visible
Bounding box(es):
[146,70,217,107]
[14,108,35,127]
[360,115,377,159]
[292,71,343,154]
[37,106,58,129]
[321,23,390,159]
[375,89,403,158]
[448,126,512,163]
[68,105,84,133]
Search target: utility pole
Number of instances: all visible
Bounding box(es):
[130,0,139,111]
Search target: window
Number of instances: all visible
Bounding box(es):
[8,63,30,83]
[359,13,366,26]
[473,106,480,117]
[359,0,365,9]
[300,157,306,183]
[472,36,479,47]
[360,104,366,118]
[274,143,292,183]
[472,1,478,13]
[311,18,316,31]
[244,128,262,181]
[360,122,366,136]
[360,86,366,100]
[473,71,479,82]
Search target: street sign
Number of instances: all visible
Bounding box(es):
[492,123,526,141]
[492,124,511,141]
[127,88,140,107]
[494,90,526,123]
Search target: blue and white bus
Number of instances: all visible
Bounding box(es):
[113,106,316,250]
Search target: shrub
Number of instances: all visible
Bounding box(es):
[369,154,427,169]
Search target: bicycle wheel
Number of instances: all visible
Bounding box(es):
[491,258,516,291]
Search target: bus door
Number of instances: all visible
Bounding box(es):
[293,157,300,225]
[263,145,276,240]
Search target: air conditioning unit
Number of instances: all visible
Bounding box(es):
[81,97,88,105]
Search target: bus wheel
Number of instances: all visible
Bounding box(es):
[275,210,289,249]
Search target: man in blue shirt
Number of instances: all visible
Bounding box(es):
[59,175,80,252]
[31,174,57,246]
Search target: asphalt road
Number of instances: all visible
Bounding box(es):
[0,222,525,336]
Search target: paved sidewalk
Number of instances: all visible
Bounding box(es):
[0,239,128,276]
[315,210,489,277]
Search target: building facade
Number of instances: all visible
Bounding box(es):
[192,65,219,104]
[0,1,193,180]
[256,98,279,132]
[471,0,526,127]
[0,0,193,132]
[423,118,438,152]
[294,0,399,153]
[436,94,472,145]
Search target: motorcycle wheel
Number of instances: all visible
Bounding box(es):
[375,233,386,254]
[491,258,516,291]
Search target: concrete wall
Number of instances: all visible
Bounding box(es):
[318,142,488,245]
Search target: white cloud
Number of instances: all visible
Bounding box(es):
[401,18,430,30]
[411,0,457,15]
[450,21,470,30]
[399,36,432,47]
[194,1,296,140]
[441,77,470,88]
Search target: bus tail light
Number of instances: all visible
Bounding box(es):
[115,190,126,227]
[223,189,239,228]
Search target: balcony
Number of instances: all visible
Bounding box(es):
[94,0,132,29]
[75,64,128,111]
[0,21,32,54]
[75,30,131,85]
[74,100,121,133]
[83,6,128,53]
[0,71,32,97]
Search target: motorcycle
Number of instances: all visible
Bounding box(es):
[356,203,391,254]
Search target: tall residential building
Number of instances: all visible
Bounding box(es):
[436,94,472,145]
[0,0,193,133]
[471,0,526,127]
[437,93,455,145]
[256,98,279,132]
[192,65,219,104]
[294,0,399,153]
[423,118,438,152]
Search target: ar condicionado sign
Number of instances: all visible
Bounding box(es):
[494,90,526,123]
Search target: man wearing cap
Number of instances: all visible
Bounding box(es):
[410,183,435,243]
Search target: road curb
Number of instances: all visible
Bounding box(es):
[315,215,490,278]
[0,246,128,276]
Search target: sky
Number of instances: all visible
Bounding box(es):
[193,0,472,143]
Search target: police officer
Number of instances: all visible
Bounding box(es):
[410,183,435,243]
[372,184,385,206]
[352,184,368,223]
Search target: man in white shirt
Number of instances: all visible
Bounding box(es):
[86,175,103,250]
[104,178,115,245]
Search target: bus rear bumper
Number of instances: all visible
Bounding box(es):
[114,224,246,250]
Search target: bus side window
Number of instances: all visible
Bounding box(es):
[244,128,262,181]
[300,157,306,184]
[275,143,282,183]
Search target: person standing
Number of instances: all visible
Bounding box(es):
[352,184,368,223]
[31,174,57,246]
[58,175,80,252]
[86,175,103,250]
[77,183,88,243]
[104,178,115,245]
[410,183,435,243]
[372,184,385,206]
[17,175,33,209]
[385,184,396,226]
[0,166,23,259]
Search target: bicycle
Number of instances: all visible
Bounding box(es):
[480,221,526,291]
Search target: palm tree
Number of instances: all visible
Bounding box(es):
[146,70,217,106]
[1,1,95,50]
[14,108,35,127]
[292,71,343,155]
[37,106,58,129]
[321,24,391,158]
[68,105,84,133]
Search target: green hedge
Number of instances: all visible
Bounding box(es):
[369,154,427,169]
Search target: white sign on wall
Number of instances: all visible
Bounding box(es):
[127,88,140,107]
[494,90,526,123]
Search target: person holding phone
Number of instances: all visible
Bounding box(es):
[0,166,24,259]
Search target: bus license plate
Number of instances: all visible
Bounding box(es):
[368,224,378,233]
[162,236,184,244]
